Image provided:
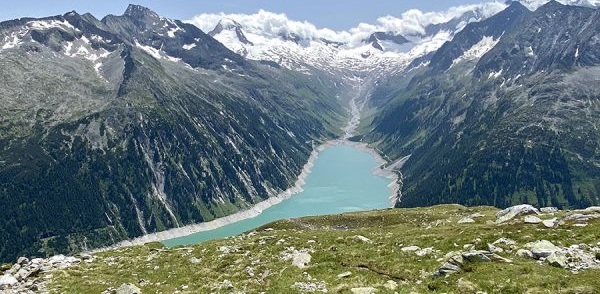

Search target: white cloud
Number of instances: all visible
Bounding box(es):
[186,0,599,48]
[187,2,510,47]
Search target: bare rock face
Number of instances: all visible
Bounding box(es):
[496,205,540,224]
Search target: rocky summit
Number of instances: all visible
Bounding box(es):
[1,205,598,293]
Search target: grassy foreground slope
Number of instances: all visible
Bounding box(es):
[44,205,600,293]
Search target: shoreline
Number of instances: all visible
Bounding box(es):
[93,138,399,252]
[92,82,400,252]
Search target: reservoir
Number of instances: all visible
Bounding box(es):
[162,143,393,247]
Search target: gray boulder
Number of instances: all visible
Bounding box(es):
[496,205,540,224]
[546,252,568,268]
[543,218,559,228]
[0,274,18,289]
[530,240,560,259]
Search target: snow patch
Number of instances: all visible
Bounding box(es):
[488,69,503,79]
[27,19,78,31]
[135,40,181,63]
[452,36,499,66]
[182,43,197,50]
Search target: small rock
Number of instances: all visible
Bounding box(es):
[562,214,600,223]
[16,257,29,265]
[292,252,311,269]
[541,207,559,214]
[583,207,600,214]
[351,287,378,294]
[458,217,475,224]
[337,271,352,278]
[401,246,420,252]
[354,235,373,244]
[0,274,18,289]
[294,281,328,293]
[434,262,461,277]
[219,280,234,290]
[530,240,560,259]
[546,252,568,268]
[416,247,435,257]
[496,205,540,224]
[488,243,504,254]
[462,251,492,263]
[543,218,558,228]
[115,283,142,294]
[190,257,201,264]
[517,249,534,259]
[384,280,398,290]
[493,238,517,246]
[524,215,543,224]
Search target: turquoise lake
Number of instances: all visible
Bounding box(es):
[162,144,392,247]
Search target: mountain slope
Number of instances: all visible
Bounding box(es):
[0,6,346,262]
[17,205,600,293]
[363,1,600,209]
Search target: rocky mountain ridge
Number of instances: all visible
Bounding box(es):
[0,4,346,263]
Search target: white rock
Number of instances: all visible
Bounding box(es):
[524,215,543,224]
[0,274,18,288]
[351,287,378,294]
[546,252,568,268]
[496,205,540,224]
[584,207,600,214]
[401,246,420,252]
[292,252,311,269]
[488,243,504,254]
[337,271,352,278]
[416,247,435,257]
[354,235,373,244]
[458,217,475,224]
[530,240,560,259]
[493,238,517,246]
[116,283,142,294]
[540,207,559,214]
[543,218,558,228]
[517,249,534,259]
[384,280,398,290]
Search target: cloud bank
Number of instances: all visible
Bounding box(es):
[187,0,600,47]
[187,1,508,46]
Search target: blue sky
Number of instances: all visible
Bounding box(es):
[0,0,481,30]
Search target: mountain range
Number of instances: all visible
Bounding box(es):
[0,0,599,263]
[0,4,346,262]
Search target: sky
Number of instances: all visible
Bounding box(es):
[0,0,489,30]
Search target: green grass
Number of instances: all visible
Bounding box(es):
[46,205,600,293]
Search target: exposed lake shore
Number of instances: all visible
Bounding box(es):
[91,86,400,252]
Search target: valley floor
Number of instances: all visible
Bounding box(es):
[13,204,599,293]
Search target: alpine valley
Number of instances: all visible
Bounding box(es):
[0,0,599,277]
